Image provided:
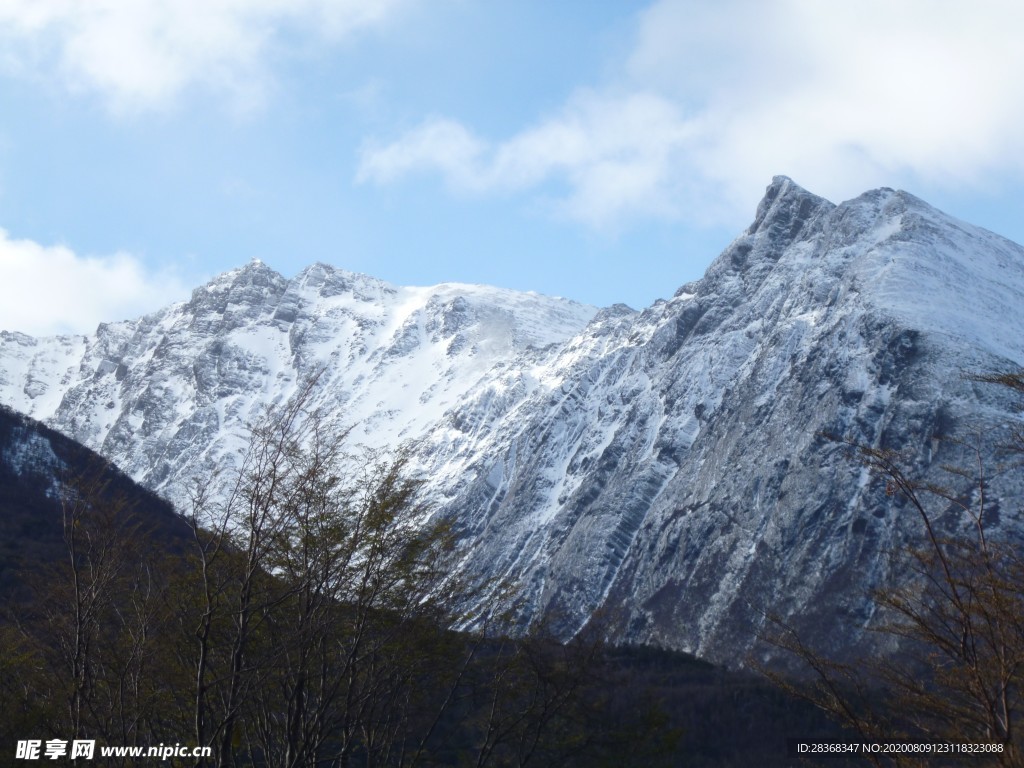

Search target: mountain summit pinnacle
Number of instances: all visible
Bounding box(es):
[746,175,835,241]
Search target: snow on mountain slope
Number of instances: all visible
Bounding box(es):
[409,177,1024,663]
[1,177,1022,665]
[0,262,596,508]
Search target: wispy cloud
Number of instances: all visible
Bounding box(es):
[357,91,698,228]
[358,0,1024,227]
[359,117,489,190]
[0,230,188,335]
[0,0,409,113]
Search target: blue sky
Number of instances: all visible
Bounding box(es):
[1,0,1024,335]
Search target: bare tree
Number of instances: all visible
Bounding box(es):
[182,379,332,765]
[181,376,471,766]
[6,466,177,764]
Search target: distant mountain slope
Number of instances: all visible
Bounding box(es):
[1,177,1022,663]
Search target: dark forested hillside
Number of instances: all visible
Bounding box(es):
[0,403,189,591]
[0,399,855,766]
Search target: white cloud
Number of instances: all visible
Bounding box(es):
[0,230,187,335]
[358,117,488,190]
[628,0,1024,209]
[0,0,408,113]
[357,91,699,227]
[358,0,1024,227]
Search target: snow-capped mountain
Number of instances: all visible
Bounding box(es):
[0,263,596,508]
[416,177,1024,663]
[2,177,1022,664]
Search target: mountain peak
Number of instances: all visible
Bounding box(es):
[183,260,290,330]
[746,176,835,240]
[293,261,396,303]
[194,259,283,295]
[233,258,280,280]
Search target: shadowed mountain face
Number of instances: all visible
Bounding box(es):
[2,177,1023,664]
[0,404,189,592]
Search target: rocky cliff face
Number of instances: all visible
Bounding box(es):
[2,177,1022,664]
[409,177,1024,663]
